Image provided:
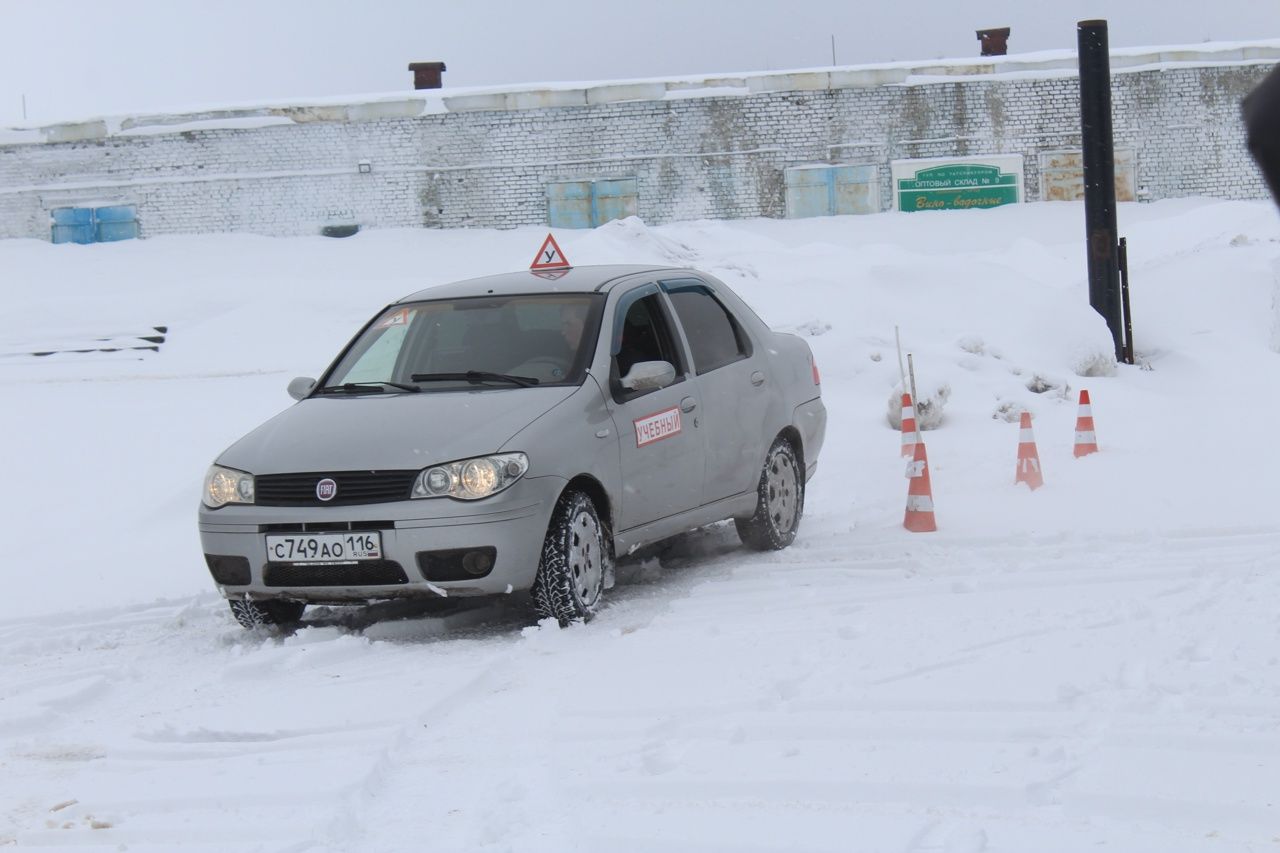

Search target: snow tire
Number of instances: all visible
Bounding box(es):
[736,436,804,551]
[229,599,305,629]
[532,490,611,627]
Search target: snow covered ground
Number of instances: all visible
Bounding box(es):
[2,198,1279,851]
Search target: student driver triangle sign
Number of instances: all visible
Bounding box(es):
[530,233,571,271]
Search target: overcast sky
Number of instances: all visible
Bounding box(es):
[1,0,1276,126]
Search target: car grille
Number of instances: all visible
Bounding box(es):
[255,471,418,506]
[263,560,409,587]
[259,520,396,533]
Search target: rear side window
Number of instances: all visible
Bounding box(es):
[663,282,750,374]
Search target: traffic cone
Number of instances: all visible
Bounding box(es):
[1073,390,1098,457]
[904,440,937,532]
[1015,411,1044,490]
[899,393,918,458]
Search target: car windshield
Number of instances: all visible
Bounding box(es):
[323,293,602,391]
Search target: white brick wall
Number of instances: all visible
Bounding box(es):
[0,59,1272,240]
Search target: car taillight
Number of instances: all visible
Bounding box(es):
[811,356,821,385]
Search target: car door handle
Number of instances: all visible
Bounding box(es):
[680,396,697,413]
[750,371,765,387]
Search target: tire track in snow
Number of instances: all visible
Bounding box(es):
[4,524,1279,850]
[319,544,746,850]
[312,641,528,850]
[517,526,1280,849]
[0,600,525,850]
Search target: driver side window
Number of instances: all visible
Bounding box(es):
[612,293,682,398]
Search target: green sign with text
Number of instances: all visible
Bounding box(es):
[896,163,1020,212]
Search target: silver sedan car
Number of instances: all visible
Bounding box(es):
[199,265,826,628]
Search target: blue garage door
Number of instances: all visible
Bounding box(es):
[547,178,638,228]
[52,205,139,244]
[784,166,879,218]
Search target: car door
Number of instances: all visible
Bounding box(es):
[603,283,706,532]
[660,278,770,504]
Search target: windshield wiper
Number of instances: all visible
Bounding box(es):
[411,371,539,388]
[315,381,421,395]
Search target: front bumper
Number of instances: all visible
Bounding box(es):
[197,475,566,604]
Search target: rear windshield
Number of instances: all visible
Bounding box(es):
[325,293,603,390]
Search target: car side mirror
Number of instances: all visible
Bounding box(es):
[620,361,676,392]
[287,376,316,401]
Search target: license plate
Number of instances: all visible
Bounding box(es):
[265,532,383,564]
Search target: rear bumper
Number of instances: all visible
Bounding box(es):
[197,475,565,603]
[795,396,827,481]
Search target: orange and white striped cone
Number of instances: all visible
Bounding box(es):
[899,393,918,458]
[1015,411,1044,490]
[904,440,937,532]
[1073,389,1099,457]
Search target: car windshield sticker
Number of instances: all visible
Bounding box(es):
[634,407,682,448]
[376,308,410,329]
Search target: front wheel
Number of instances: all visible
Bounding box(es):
[532,490,611,626]
[736,437,804,551]
[228,599,305,629]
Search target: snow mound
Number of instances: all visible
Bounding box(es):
[1070,342,1119,378]
[887,380,950,430]
[588,216,702,266]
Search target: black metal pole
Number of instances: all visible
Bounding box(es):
[1077,20,1125,361]
[1119,237,1134,364]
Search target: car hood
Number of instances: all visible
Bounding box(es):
[218,386,579,474]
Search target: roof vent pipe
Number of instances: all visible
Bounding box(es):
[976,28,1010,56]
[408,62,447,90]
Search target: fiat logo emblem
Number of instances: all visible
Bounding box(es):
[316,478,337,501]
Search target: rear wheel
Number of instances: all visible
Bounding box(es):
[228,599,305,629]
[532,490,610,626]
[736,437,804,551]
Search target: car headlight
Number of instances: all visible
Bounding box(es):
[412,453,528,501]
[203,465,255,508]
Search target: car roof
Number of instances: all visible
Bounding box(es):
[396,264,687,302]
